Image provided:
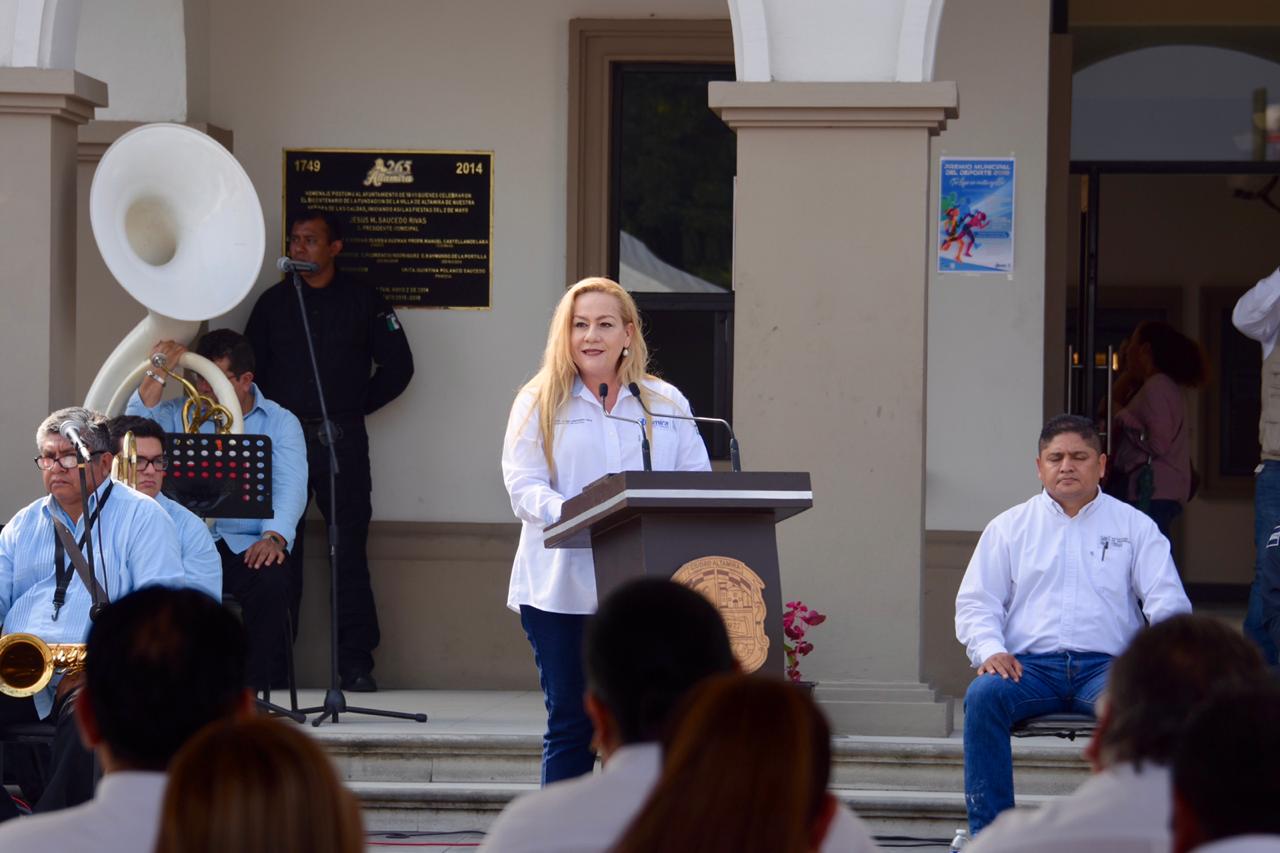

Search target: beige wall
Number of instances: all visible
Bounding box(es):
[199,0,729,527]
[924,0,1052,532]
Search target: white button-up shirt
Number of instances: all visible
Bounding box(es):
[501,376,711,614]
[956,489,1191,668]
[0,770,167,853]
[1232,266,1280,358]
[966,763,1172,853]
[478,743,878,853]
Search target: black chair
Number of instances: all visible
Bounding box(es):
[1011,713,1096,741]
[0,721,55,808]
[221,595,303,723]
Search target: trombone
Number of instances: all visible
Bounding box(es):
[111,430,138,488]
[0,633,87,698]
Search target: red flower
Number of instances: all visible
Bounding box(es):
[784,623,804,641]
[797,641,814,656]
[801,610,826,626]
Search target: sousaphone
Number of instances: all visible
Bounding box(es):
[83,123,266,429]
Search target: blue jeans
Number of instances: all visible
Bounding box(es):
[963,651,1112,835]
[519,605,596,785]
[1247,462,1280,665]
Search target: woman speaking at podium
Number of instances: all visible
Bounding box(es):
[501,277,710,785]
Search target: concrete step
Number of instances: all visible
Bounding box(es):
[832,735,1089,796]
[316,730,1090,797]
[316,731,542,784]
[348,779,1055,840]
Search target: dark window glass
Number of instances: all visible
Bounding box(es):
[611,63,736,292]
[609,62,736,459]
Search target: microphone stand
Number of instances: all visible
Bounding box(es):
[286,267,427,727]
[627,382,741,471]
[599,384,651,470]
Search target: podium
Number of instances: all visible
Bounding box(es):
[544,471,812,676]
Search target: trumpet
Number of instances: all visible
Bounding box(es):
[0,633,87,698]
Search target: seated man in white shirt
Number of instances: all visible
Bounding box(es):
[0,586,253,853]
[1172,684,1280,853]
[479,578,877,853]
[106,416,222,600]
[955,414,1192,835]
[967,614,1267,853]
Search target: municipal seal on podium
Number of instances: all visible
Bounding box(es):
[672,556,769,673]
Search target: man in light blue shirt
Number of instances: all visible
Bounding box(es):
[105,415,221,600]
[126,329,307,689]
[0,406,183,819]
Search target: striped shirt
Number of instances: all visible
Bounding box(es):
[0,479,184,716]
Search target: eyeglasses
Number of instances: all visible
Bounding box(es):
[34,452,102,471]
[136,455,168,472]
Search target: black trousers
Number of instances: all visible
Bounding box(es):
[219,540,291,689]
[0,686,93,822]
[290,417,380,678]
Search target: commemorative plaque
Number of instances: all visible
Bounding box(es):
[283,148,493,309]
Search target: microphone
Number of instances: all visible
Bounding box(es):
[277,256,320,275]
[599,383,651,471]
[627,382,741,472]
[59,421,95,462]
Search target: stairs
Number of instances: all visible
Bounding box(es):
[311,724,1091,839]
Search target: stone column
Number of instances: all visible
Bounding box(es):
[0,68,106,519]
[711,81,958,736]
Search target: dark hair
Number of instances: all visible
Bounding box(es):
[156,717,364,853]
[1099,614,1266,768]
[195,328,255,377]
[614,674,833,853]
[1173,684,1280,841]
[289,208,344,243]
[584,579,735,744]
[105,415,166,453]
[1132,321,1208,388]
[85,586,247,771]
[1038,414,1102,454]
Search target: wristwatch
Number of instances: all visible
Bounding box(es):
[261,531,286,548]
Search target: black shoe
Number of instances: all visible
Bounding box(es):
[341,672,377,692]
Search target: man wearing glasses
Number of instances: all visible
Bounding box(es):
[0,406,182,818]
[105,416,221,601]
[126,328,307,691]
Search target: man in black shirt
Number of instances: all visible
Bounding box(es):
[245,209,414,692]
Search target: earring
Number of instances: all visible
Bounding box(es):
[622,346,631,357]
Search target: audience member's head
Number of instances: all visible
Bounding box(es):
[1171,684,1280,853]
[1087,614,1267,771]
[583,578,736,755]
[154,716,365,853]
[79,586,250,772]
[614,674,836,853]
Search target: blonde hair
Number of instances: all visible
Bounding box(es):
[154,717,365,853]
[521,277,666,474]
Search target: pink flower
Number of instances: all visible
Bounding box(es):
[784,623,804,641]
[801,610,826,626]
[797,641,814,656]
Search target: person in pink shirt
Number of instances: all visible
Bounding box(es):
[1108,321,1208,537]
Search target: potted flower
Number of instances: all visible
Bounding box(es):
[783,600,827,690]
